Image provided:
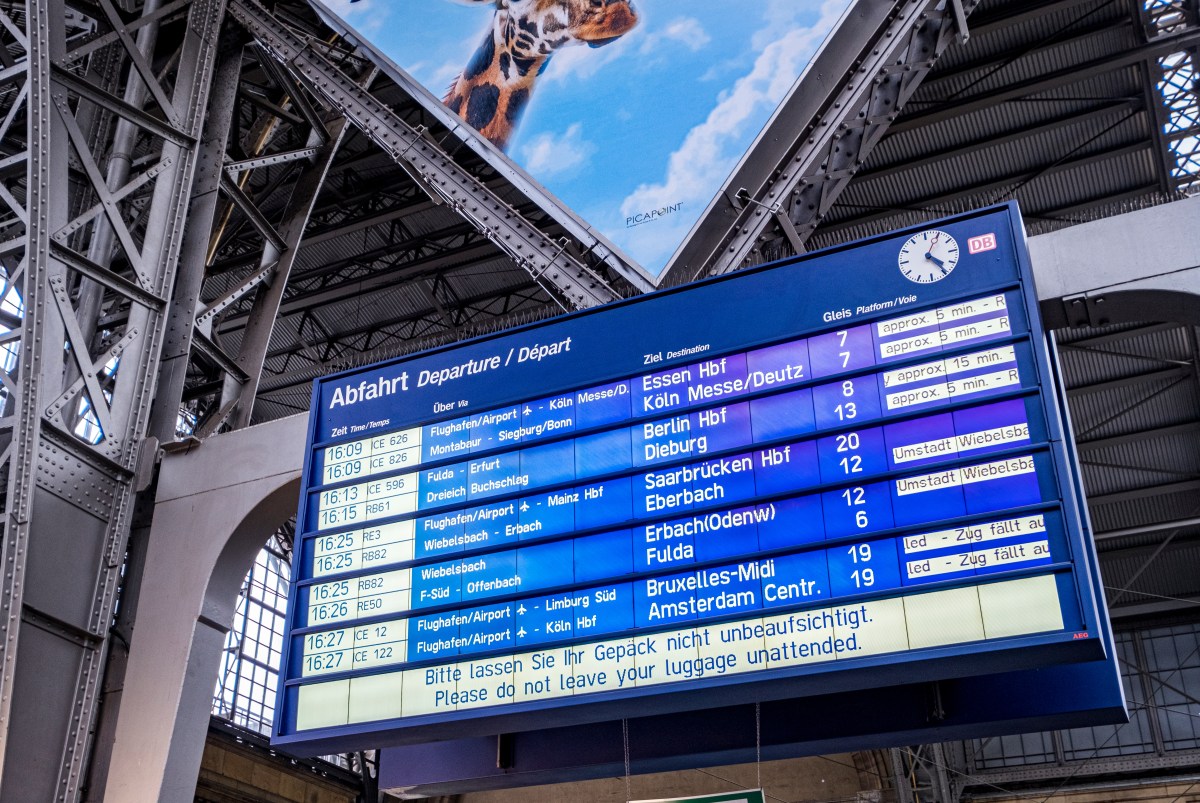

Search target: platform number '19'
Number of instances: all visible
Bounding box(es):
[848,543,874,587]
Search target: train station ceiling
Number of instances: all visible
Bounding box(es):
[182,0,1200,427]
[806,0,1200,249]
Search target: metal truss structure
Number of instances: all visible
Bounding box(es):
[0,0,226,799]
[881,628,1200,803]
[662,0,981,283]
[664,0,1200,284]
[892,744,955,803]
[0,0,642,794]
[1142,0,1200,193]
[0,0,1195,799]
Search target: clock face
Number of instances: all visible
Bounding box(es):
[898,230,960,284]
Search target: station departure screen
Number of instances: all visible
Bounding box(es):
[274,204,1108,753]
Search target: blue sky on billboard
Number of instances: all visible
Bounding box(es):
[329,0,853,275]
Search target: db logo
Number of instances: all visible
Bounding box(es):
[968,233,997,254]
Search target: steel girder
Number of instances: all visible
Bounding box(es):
[193,83,358,437]
[892,743,959,803]
[144,32,368,441]
[226,0,622,314]
[954,619,1200,788]
[164,0,624,438]
[0,0,224,798]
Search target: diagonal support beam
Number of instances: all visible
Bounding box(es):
[218,172,287,252]
[228,0,622,310]
[667,0,982,282]
[50,64,191,146]
[224,146,321,173]
[226,106,355,430]
[255,42,330,143]
[95,0,179,125]
[195,259,277,329]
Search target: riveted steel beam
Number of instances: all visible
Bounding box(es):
[227,0,622,310]
[166,40,368,437]
[0,0,227,797]
[666,0,982,282]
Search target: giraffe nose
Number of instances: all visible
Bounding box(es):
[581,0,638,46]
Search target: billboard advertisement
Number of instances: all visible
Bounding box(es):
[320,0,856,276]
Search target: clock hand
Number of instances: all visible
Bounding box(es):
[924,252,946,269]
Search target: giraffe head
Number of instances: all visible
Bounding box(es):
[496,0,639,53]
[444,0,640,150]
[452,1,639,49]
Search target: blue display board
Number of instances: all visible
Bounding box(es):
[273,204,1112,753]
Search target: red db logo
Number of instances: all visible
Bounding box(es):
[968,233,997,254]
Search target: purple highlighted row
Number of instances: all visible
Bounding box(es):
[395,292,1026,467]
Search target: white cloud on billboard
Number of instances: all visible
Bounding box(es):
[519,123,597,178]
[327,0,386,33]
[637,17,711,57]
[544,32,633,85]
[425,60,465,97]
[756,0,830,48]
[551,14,710,82]
[322,0,363,13]
[615,0,850,267]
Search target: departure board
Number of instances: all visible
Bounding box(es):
[274,204,1109,753]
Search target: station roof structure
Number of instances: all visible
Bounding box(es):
[198,0,1199,612]
[6,0,1200,797]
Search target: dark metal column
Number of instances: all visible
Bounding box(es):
[0,0,225,797]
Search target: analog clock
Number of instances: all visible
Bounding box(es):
[898,229,960,283]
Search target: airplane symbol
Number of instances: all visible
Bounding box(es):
[520,502,530,511]
[524,406,532,415]
[517,605,527,615]
[517,628,527,638]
